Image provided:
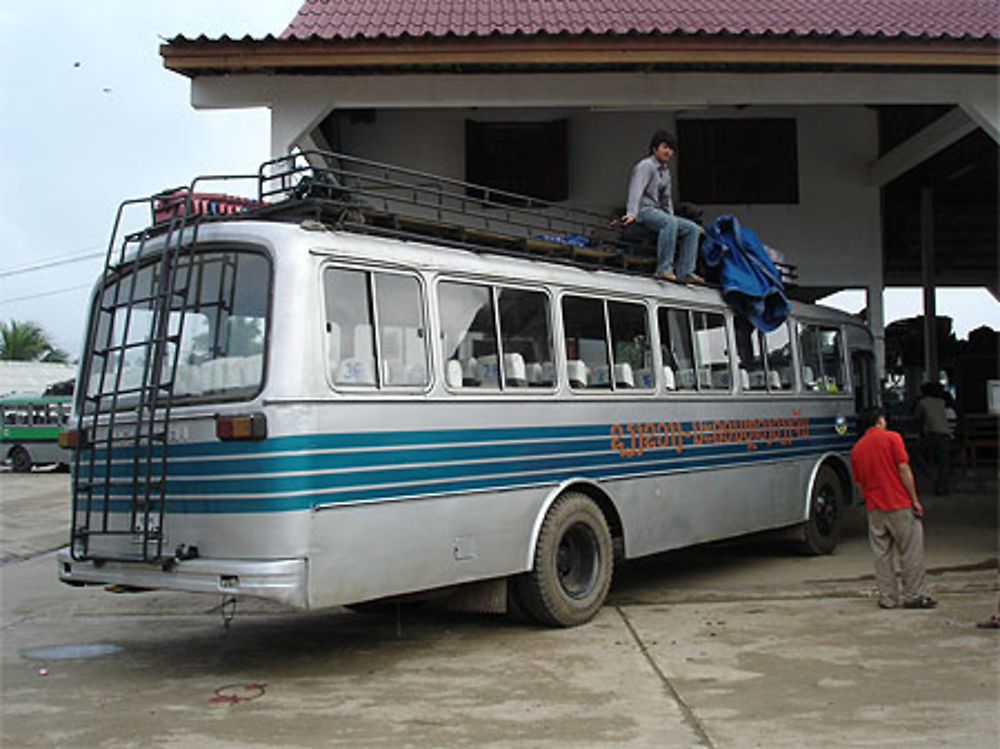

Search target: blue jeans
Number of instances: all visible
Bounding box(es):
[636,208,700,276]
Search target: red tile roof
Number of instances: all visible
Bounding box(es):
[282,0,1000,41]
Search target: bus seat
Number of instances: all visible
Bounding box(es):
[566,359,588,388]
[174,363,200,395]
[446,360,463,388]
[662,366,676,391]
[381,326,403,360]
[740,368,751,389]
[354,324,374,360]
[613,363,634,388]
[327,322,341,379]
[525,361,543,384]
[503,353,527,387]
[539,361,555,385]
[198,359,222,392]
[476,355,500,386]
[382,359,406,385]
[802,365,816,389]
[697,368,712,389]
[712,370,731,389]
[677,368,696,389]
[768,370,783,390]
[336,357,375,385]
[222,354,263,390]
[462,357,479,386]
[119,364,143,392]
[591,365,610,387]
[403,363,426,386]
[245,354,263,383]
[749,369,766,389]
[634,368,654,389]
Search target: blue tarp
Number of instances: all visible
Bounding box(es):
[701,214,789,332]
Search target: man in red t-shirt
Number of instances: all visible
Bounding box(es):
[850,408,937,610]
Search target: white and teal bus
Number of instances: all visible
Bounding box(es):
[58,153,877,626]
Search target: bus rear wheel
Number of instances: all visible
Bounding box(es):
[10,447,32,473]
[799,465,843,555]
[512,492,613,627]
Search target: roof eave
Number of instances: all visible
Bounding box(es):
[161,34,1000,77]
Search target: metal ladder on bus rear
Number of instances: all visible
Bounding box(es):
[70,194,198,563]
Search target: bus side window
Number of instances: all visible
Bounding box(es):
[764,323,793,391]
[497,288,553,389]
[657,306,696,391]
[561,296,610,390]
[734,316,766,391]
[325,268,377,387]
[692,311,730,391]
[324,267,428,389]
[609,300,651,390]
[374,273,428,387]
[798,323,845,393]
[438,281,497,389]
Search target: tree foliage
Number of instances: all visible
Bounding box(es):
[0,320,69,362]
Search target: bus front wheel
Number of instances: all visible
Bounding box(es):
[799,465,843,555]
[512,492,613,627]
[10,447,32,473]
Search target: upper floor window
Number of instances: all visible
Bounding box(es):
[798,323,845,393]
[465,119,569,203]
[677,118,799,205]
[439,281,553,390]
[324,267,428,389]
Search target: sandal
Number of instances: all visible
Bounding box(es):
[976,615,1000,629]
[679,273,705,284]
[655,271,677,281]
[903,595,938,609]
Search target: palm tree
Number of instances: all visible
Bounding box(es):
[0,320,69,362]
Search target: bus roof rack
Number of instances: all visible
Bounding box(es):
[145,149,797,285]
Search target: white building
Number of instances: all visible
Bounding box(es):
[160,0,1000,373]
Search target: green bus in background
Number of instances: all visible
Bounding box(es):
[1,395,72,472]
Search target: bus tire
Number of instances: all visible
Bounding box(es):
[798,465,843,555]
[10,446,32,473]
[512,491,613,627]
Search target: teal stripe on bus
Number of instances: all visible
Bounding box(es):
[73,430,853,513]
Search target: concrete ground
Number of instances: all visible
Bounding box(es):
[1,469,997,749]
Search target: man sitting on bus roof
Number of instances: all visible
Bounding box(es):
[622,130,703,284]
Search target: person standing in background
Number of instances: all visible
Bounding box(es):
[913,382,952,495]
[850,408,938,610]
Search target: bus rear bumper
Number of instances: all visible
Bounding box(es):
[56,548,308,609]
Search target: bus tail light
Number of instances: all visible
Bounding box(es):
[215,413,267,441]
[58,429,88,449]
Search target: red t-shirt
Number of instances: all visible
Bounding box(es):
[850,427,913,512]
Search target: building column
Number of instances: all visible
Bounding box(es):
[867,284,886,379]
[920,185,938,383]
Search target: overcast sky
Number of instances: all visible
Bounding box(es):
[1,1,997,360]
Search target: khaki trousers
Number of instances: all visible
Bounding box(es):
[867,508,929,606]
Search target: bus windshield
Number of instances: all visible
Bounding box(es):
[81,248,270,411]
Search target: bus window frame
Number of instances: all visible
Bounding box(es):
[654,302,736,396]
[323,262,432,394]
[793,319,851,396]
[436,275,557,397]
[559,291,656,396]
[79,243,273,413]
